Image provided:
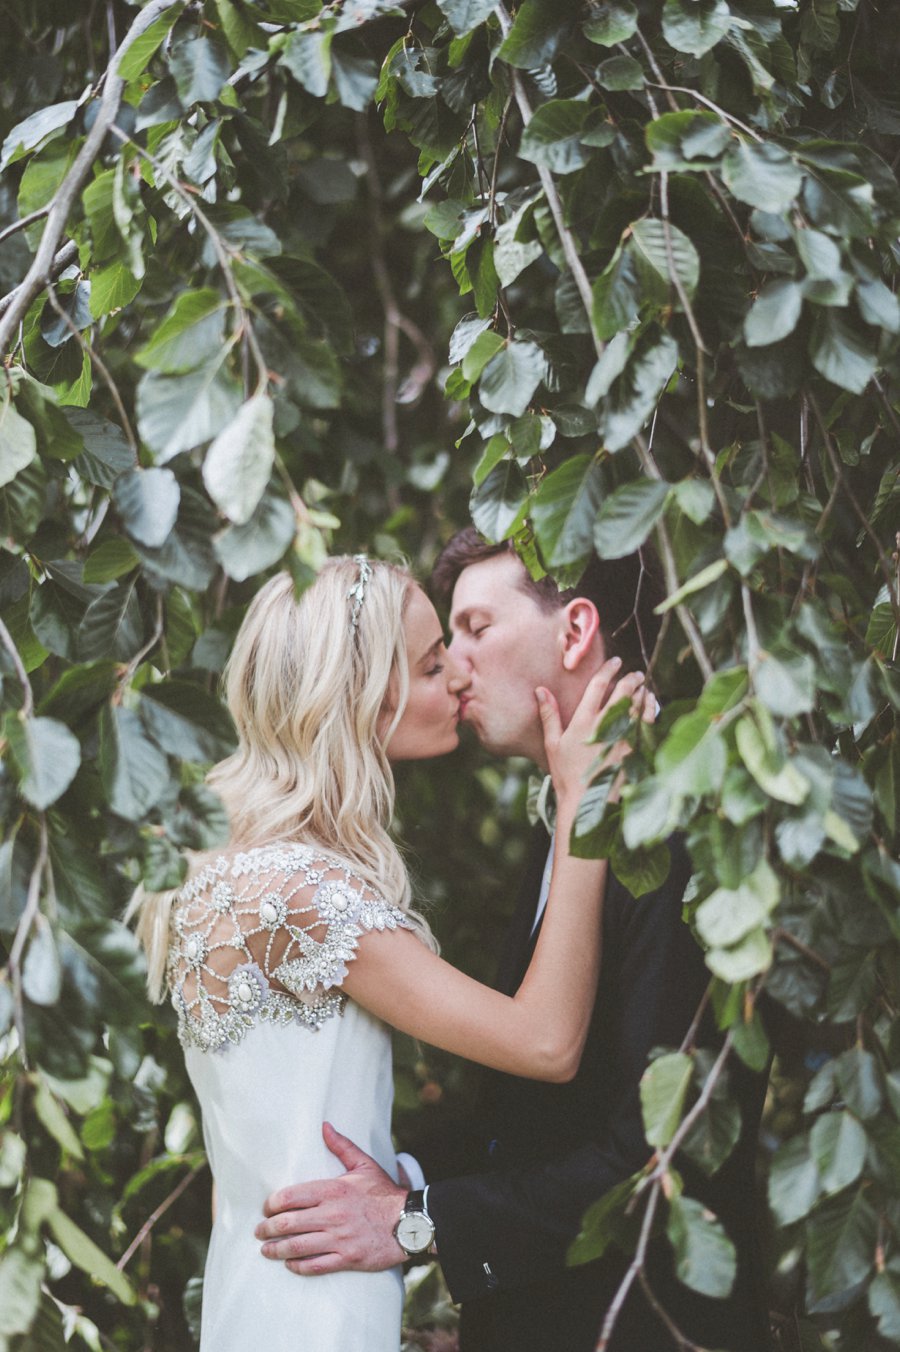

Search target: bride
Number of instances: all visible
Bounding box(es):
[133,556,646,1351]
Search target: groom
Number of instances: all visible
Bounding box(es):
[255,530,772,1352]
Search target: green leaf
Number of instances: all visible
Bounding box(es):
[214,493,296,582]
[630,218,700,299]
[89,261,141,319]
[584,1,637,45]
[809,310,878,394]
[99,706,170,819]
[531,454,604,568]
[706,925,772,982]
[437,0,497,35]
[214,0,264,57]
[201,393,275,525]
[114,467,181,547]
[47,1206,136,1305]
[136,359,243,463]
[666,1195,736,1298]
[681,1094,741,1175]
[722,141,804,212]
[768,1135,821,1225]
[806,1189,877,1308]
[139,682,236,763]
[567,1172,643,1266]
[112,152,145,281]
[0,100,79,173]
[654,558,728,613]
[77,580,144,662]
[592,247,640,342]
[0,1248,43,1336]
[856,278,900,334]
[479,341,545,417]
[498,0,574,69]
[594,479,670,559]
[33,1075,82,1157]
[735,712,810,804]
[601,334,679,452]
[23,924,62,1006]
[0,395,37,488]
[696,882,769,949]
[281,28,333,97]
[621,776,678,848]
[461,330,505,382]
[754,649,816,717]
[611,838,671,898]
[646,110,731,168]
[83,535,139,584]
[68,408,135,488]
[520,100,591,174]
[6,714,81,809]
[117,5,184,80]
[470,461,528,542]
[870,1272,900,1341]
[331,49,378,111]
[662,0,732,57]
[135,289,228,374]
[810,1109,867,1198]
[656,709,727,797]
[597,55,645,91]
[170,35,231,105]
[640,1051,693,1147]
[744,279,803,347]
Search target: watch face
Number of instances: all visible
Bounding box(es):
[397,1211,435,1252]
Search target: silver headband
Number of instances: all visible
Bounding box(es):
[347,555,372,632]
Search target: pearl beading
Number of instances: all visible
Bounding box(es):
[169,842,411,1054]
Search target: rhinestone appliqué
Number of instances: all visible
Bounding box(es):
[169,842,411,1054]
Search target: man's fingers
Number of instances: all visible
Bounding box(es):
[322,1120,373,1173]
[256,1206,329,1241]
[260,1231,333,1262]
[285,1253,346,1277]
[262,1186,319,1219]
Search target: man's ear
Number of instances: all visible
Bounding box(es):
[561,597,601,671]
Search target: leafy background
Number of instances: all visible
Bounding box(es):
[1,0,900,1349]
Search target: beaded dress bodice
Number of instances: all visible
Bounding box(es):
[168,841,412,1054]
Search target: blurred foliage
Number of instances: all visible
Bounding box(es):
[1,0,900,1348]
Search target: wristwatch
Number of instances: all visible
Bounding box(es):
[393,1189,436,1257]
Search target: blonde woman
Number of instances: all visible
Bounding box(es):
[134,557,646,1352]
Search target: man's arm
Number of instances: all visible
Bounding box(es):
[425,848,706,1302]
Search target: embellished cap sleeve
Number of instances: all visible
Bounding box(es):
[168,843,411,1053]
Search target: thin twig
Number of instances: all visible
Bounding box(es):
[0,615,35,717]
[6,817,49,1069]
[0,0,183,356]
[117,1162,207,1271]
[645,85,762,141]
[44,286,139,454]
[809,392,900,629]
[0,206,51,248]
[633,434,715,681]
[0,240,78,321]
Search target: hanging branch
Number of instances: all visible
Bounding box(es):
[0,0,184,357]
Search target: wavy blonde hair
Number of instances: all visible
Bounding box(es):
[133,558,436,1001]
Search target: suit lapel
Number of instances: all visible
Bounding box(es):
[495,825,551,996]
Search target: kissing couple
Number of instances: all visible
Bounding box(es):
[136,529,770,1351]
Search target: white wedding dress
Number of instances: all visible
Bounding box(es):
[167,841,412,1351]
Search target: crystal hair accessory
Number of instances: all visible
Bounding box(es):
[347,555,372,632]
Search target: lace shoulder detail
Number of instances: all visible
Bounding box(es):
[168,842,412,1053]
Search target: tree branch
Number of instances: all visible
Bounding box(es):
[0,0,184,357]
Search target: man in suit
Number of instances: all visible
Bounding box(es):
[255,530,772,1351]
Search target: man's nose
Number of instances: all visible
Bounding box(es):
[445,647,470,692]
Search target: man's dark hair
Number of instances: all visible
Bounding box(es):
[431,528,664,675]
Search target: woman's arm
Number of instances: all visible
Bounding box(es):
[343,661,646,1082]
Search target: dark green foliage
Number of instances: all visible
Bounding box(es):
[2,0,900,1348]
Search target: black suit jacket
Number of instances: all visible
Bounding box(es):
[425,828,772,1352]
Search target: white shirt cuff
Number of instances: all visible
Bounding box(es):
[395,1151,426,1192]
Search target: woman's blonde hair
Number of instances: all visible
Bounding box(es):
[133,557,436,1001]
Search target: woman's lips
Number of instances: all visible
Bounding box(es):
[458,697,470,721]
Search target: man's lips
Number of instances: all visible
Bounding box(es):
[458,697,471,721]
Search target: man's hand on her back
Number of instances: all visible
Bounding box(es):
[255,1122,408,1275]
